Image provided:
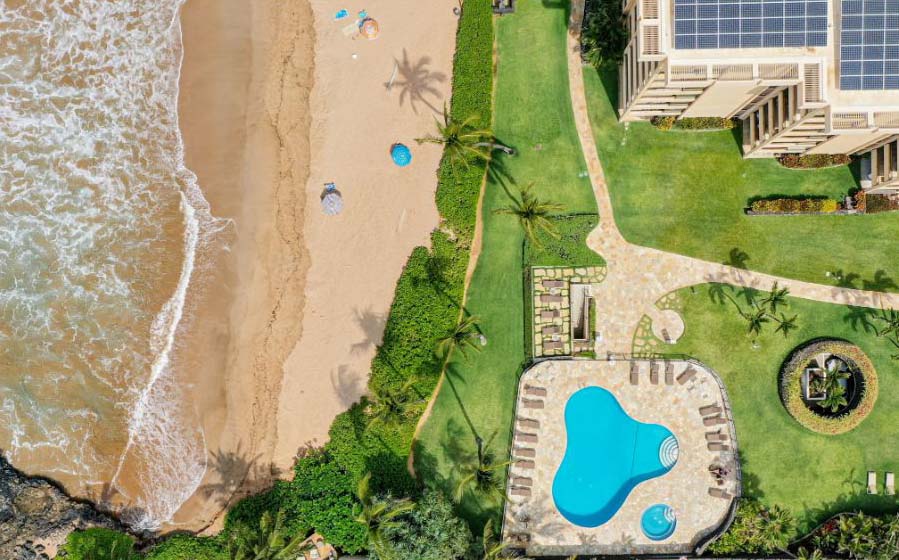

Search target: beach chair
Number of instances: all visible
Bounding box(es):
[708,487,732,499]
[542,280,564,289]
[522,399,544,409]
[708,442,730,452]
[665,361,674,385]
[868,471,877,494]
[541,294,563,304]
[887,472,895,496]
[650,361,660,385]
[677,366,697,385]
[512,476,533,487]
[517,417,540,430]
[515,460,535,469]
[699,403,722,416]
[540,310,559,321]
[705,431,723,442]
[630,362,639,385]
[510,486,531,497]
[543,340,563,351]
[703,415,726,426]
[542,325,560,335]
[525,385,547,397]
[515,432,538,444]
[514,447,536,459]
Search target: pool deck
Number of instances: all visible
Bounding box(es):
[502,358,740,556]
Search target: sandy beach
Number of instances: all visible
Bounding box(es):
[273,0,459,471]
[171,0,314,529]
[170,0,459,530]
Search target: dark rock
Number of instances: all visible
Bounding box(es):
[0,456,122,558]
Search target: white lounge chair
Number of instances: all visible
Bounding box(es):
[887,472,895,496]
[867,470,877,494]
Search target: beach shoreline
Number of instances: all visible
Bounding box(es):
[169,0,315,531]
[167,0,459,531]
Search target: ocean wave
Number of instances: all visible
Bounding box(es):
[0,0,227,528]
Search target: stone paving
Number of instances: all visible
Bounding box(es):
[503,360,739,556]
[532,266,607,357]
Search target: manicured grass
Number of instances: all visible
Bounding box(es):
[413,0,597,529]
[582,67,899,290]
[663,284,899,536]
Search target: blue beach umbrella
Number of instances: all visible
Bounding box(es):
[391,143,412,167]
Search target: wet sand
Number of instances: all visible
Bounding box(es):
[171,0,314,530]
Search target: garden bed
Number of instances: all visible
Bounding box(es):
[779,339,878,435]
[651,116,735,131]
[777,154,852,170]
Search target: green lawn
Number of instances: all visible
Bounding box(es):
[412,0,597,529]
[662,285,899,536]
[582,67,899,290]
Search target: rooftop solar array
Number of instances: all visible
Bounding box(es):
[673,0,829,50]
[840,0,899,90]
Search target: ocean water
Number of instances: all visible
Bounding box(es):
[0,0,225,529]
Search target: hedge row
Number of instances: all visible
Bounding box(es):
[749,198,842,214]
[777,153,852,169]
[861,192,899,214]
[779,340,878,435]
[651,116,735,131]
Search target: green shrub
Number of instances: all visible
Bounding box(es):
[651,116,734,131]
[369,490,472,560]
[809,512,899,558]
[778,153,852,169]
[59,528,140,560]
[709,500,795,555]
[749,197,843,214]
[779,340,878,435]
[145,535,227,560]
[863,193,899,214]
[581,0,627,68]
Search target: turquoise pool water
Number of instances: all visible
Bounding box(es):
[552,386,678,528]
[641,504,677,540]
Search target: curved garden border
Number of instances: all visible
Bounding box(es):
[779,339,878,435]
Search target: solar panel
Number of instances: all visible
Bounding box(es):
[673,0,829,50]
[840,0,899,90]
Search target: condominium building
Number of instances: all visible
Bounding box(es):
[618,0,899,192]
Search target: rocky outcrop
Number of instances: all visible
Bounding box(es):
[0,457,122,559]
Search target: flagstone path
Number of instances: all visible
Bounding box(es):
[565,0,899,355]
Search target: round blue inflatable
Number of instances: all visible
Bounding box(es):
[391,143,412,167]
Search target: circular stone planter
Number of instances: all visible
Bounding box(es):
[779,339,878,435]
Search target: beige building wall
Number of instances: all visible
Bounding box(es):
[614,0,899,190]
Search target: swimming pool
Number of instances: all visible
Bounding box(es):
[552,386,678,528]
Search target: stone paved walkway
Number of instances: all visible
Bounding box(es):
[565,0,899,355]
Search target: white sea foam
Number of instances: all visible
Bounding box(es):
[0,0,226,528]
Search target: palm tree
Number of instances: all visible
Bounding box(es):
[481,519,511,560]
[366,379,418,429]
[762,282,790,314]
[493,184,565,248]
[745,308,770,337]
[416,106,513,173]
[435,314,483,361]
[455,436,511,503]
[229,510,311,560]
[355,473,415,558]
[812,362,851,413]
[774,313,799,337]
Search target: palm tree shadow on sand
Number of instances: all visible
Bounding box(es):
[387,49,447,115]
